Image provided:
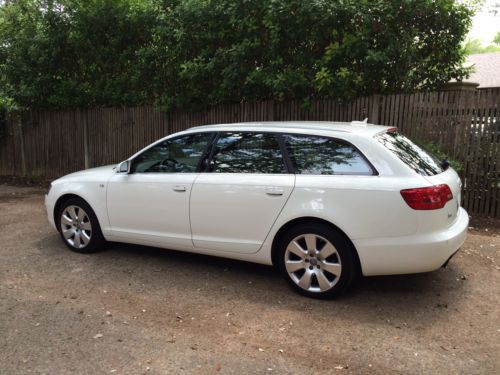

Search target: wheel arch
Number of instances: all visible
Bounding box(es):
[270,216,362,274]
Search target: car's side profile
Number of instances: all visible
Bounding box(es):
[45,121,469,298]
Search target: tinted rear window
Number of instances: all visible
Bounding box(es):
[376,132,444,176]
[211,132,285,173]
[284,134,374,175]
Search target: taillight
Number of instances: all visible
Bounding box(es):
[400,184,453,210]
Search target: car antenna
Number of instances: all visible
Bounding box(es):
[351,118,369,127]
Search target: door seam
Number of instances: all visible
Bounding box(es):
[255,174,296,253]
[189,173,202,248]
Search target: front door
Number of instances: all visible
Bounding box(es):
[107,132,213,248]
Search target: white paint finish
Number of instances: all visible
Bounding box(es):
[277,174,422,240]
[420,167,463,231]
[354,207,469,276]
[44,121,470,278]
[45,165,115,233]
[106,173,198,248]
[189,121,390,137]
[45,193,57,230]
[190,173,294,253]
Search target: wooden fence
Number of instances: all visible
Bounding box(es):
[0,87,499,217]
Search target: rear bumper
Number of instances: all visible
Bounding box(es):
[441,249,459,268]
[354,207,469,276]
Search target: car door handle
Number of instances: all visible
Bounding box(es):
[173,185,187,192]
[265,187,284,196]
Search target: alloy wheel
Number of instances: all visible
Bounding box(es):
[284,233,342,293]
[60,205,92,249]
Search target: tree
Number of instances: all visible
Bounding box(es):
[494,32,500,45]
[0,0,158,108]
[463,37,500,54]
[0,0,475,111]
[150,0,474,110]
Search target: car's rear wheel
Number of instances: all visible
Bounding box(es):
[57,198,105,253]
[277,223,357,299]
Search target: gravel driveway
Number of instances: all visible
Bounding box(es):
[1,185,499,374]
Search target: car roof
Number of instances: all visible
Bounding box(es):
[187,121,392,137]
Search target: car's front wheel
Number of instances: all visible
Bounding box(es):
[277,223,358,299]
[57,198,105,253]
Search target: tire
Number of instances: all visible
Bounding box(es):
[276,222,358,299]
[57,197,106,253]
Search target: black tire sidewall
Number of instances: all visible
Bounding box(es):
[57,197,105,253]
[277,223,357,299]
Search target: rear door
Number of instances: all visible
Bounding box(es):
[190,131,294,253]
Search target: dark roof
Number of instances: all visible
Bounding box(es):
[465,52,500,88]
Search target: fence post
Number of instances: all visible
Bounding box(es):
[269,100,275,121]
[165,111,171,135]
[17,112,27,177]
[369,95,381,124]
[82,109,90,169]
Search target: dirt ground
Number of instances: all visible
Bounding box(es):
[1,185,499,375]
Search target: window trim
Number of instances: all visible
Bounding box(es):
[129,129,378,176]
[129,131,215,174]
[195,132,217,172]
[280,132,379,176]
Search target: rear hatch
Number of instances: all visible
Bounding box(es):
[376,131,463,228]
[422,168,462,225]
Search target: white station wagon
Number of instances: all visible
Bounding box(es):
[45,121,468,298]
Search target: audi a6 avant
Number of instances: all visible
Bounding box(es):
[45,121,468,298]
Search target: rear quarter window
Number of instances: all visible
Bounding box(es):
[283,134,374,175]
[376,131,444,176]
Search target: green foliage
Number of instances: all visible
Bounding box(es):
[463,38,500,54]
[493,32,500,46]
[0,0,475,111]
[152,0,474,110]
[0,0,157,108]
[0,94,15,139]
[420,141,463,172]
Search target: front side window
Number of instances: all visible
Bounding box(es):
[211,132,285,173]
[283,134,373,175]
[131,132,213,173]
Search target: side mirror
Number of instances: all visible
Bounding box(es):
[117,160,130,174]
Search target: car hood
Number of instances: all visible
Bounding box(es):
[53,164,117,183]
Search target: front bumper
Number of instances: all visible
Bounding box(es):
[354,207,469,276]
[45,193,57,230]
